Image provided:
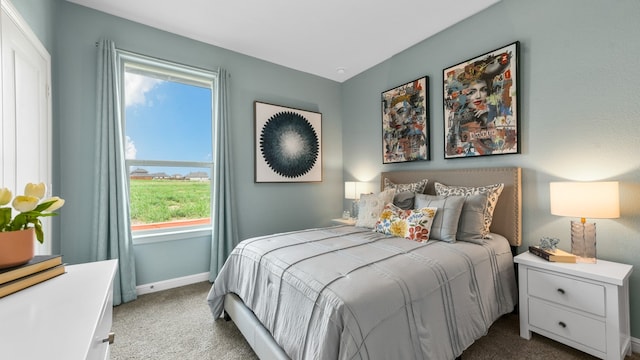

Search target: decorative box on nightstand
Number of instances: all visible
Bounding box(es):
[514,252,633,360]
[331,218,356,226]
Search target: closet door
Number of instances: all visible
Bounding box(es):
[1,1,52,254]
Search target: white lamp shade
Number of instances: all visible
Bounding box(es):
[345,181,357,200]
[549,181,620,219]
[344,181,373,200]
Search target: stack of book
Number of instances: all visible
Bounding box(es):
[528,246,577,263]
[0,255,65,298]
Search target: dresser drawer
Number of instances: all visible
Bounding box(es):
[87,276,115,360]
[529,297,606,352]
[527,269,605,316]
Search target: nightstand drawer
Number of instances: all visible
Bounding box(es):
[529,297,606,352]
[528,269,605,316]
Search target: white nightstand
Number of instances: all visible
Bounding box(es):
[331,218,356,226]
[514,252,633,360]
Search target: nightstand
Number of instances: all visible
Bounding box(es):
[331,218,356,226]
[514,252,633,360]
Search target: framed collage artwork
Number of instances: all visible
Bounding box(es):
[381,77,429,164]
[254,101,322,183]
[443,41,520,158]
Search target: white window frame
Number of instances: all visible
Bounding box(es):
[117,50,218,244]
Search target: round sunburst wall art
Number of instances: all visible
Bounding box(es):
[260,111,318,178]
[254,102,322,182]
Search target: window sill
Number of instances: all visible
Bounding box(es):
[132,226,212,245]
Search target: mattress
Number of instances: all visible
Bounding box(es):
[207,225,517,359]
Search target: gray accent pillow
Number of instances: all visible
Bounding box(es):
[393,191,415,210]
[434,182,504,237]
[456,193,491,244]
[355,189,395,228]
[414,194,464,243]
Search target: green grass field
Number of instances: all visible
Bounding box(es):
[129,179,211,224]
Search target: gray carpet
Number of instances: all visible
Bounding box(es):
[111,281,639,359]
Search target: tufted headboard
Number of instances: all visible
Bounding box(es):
[381,167,522,247]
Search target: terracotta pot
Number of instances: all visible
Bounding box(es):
[0,228,35,269]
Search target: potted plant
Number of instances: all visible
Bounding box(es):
[0,183,65,268]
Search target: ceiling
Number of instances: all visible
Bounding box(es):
[66,0,500,82]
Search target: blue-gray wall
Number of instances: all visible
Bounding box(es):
[342,0,640,338]
[10,0,640,339]
[52,1,344,283]
[11,0,343,283]
[9,0,55,52]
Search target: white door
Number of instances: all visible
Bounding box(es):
[1,1,52,254]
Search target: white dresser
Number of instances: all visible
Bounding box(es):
[514,252,632,360]
[0,259,118,359]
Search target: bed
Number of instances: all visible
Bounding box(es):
[208,167,522,360]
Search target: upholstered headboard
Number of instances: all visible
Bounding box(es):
[381,167,522,246]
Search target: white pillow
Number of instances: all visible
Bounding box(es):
[355,189,395,228]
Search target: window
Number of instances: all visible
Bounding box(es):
[119,51,216,239]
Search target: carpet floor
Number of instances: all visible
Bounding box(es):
[111,281,638,359]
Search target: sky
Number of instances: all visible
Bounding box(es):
[124,72,213,177]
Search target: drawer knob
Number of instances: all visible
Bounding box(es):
[558,321,567,328]
[102,332,115,344]
[557,288,565,295]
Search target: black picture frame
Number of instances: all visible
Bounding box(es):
[381,76,430,164]
[443,41,520,158]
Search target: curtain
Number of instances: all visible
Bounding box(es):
[209,68,239,282]
[92,39,137,305]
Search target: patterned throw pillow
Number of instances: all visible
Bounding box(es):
[374,203,437,243]
[434,182,504,238]
[355,189,396,228]
[383,178,428,194]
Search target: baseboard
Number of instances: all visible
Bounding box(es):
[632,336,640,354]
[136,272,210,295]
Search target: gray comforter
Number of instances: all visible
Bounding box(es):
[208,225,517,359]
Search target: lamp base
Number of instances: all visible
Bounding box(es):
[570,220,596,263]
[351,200,359,220]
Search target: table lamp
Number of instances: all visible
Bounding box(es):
[345,181,367,219]
[549,181,619,263]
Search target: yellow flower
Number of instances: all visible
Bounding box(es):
[380,209,394,220]
[420,207,436,218]
[41,196,65,212]
[0,188,12,206]
[0,181,64,244]
[24,182,46,199]
[12,195,39,212]
[389,220,407,237]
